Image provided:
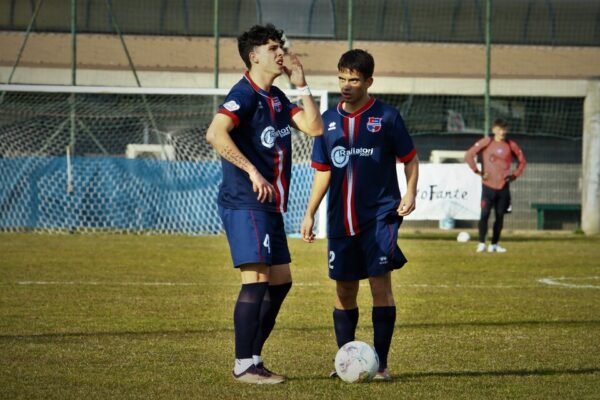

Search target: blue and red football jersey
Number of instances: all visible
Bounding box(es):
[217,72,301,213]
[311,98,416,238]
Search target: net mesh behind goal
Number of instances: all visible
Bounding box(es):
[0,86,325,235]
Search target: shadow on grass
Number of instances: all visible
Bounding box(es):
[399,367,600,380]
[285,367,600,382]
[398,319,600,330]
[1,319,600,341]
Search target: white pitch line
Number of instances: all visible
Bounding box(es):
[11,281,544,289]
[10,278,600,289]
[537,276,600,289]
[16,281,201,286]
[14,281,325,287]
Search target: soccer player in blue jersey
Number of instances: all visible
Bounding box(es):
[301,49,419,381]
[206,24,323,384]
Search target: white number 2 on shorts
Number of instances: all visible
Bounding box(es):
[329,251,335,269]
[263,234,271,254]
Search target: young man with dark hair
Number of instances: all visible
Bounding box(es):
[465,118,527,253]
[206,24,323,384]
[301,49,419,381]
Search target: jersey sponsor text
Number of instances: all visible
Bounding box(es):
[261,125,292,149]
[331,146,374,168]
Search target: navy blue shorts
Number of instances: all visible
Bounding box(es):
[327,214,407,281]
[218,206,291,268]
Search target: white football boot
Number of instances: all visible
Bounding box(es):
[488,244,507,253]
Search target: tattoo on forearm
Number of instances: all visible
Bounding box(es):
[220,145,249,171]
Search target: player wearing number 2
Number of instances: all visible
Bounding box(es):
[301,49,419,381]
[206,24,323,384]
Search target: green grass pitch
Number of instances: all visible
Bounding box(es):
[1,232,599,399]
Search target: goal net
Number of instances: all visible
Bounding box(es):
[0,85,328,235]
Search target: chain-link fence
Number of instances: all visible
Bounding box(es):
[1,0,597,231]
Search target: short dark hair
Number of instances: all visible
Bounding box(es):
[337,49,374,80]
[237,24,285,69]
[492,118,508,129]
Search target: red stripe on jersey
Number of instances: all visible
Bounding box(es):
[352,114,362,144]
[290,106,301,118]
[279,147,289,212]
[342,117,351,235]
[217,109,240,127]
[398,148,417,163]
[350,162,359,235]
[349,115,361,235]
[342,116,350,145]
[342,168,351,236]
[267,98,276,123]
[311,161,331,171]
[273,147,282,213]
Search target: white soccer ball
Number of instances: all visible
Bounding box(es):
[334,341,379,383]
[457,231,471,242]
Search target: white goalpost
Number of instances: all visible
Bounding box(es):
[0,84,328,236]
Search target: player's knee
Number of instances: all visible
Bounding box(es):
[372,289,394,307]
[269,263,292,285]
[336,289,357,303]
[370,283,394,305]
[336,281,359,306]
[369,274,394,306]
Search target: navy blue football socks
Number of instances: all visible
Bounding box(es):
[333,307,359,348]
[372,306,396,371]
[233,282,269,359]
[252,282,292,357]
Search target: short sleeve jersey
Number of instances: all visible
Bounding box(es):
[217,72,301,213]
[311,98,416,238]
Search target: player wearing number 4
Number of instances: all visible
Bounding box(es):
[206,24,323,384]
[301,49,419,381]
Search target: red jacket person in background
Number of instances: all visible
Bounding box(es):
[465,118,526,253]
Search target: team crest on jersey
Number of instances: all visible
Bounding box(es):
[366,117,382,133]
[271,96,282,113]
